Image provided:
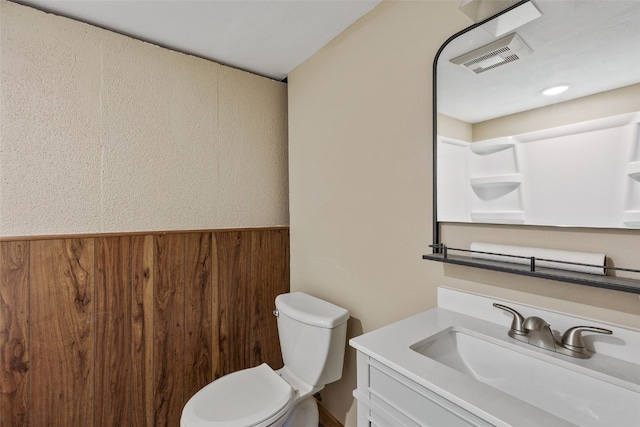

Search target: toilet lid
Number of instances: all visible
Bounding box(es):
[182,363,294,427]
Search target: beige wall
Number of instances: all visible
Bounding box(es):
[0,1,288,237]
[288,1,640,426]
[473,83,640,140]
[437,112,472,141]
[438,83,640,141]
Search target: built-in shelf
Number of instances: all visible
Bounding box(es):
[628,161,640,181]
[622,210,640,227]
[423,251,640,294]
[470,210,525,223]
[470,173,522,188]
[470,174,522,200]
[470,174,522,202]
[469,138,516,155]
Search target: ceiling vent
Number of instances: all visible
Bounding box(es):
[450,33,533,75]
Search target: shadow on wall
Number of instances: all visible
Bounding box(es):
[318,316,364,425]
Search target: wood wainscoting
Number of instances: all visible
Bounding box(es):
[0,227,289,427]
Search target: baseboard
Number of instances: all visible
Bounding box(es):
[318,404,344,427]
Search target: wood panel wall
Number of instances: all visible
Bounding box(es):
[0,228,289,427]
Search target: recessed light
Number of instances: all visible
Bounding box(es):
[542,85,569,96]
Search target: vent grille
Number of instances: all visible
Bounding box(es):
[450,33,532,75]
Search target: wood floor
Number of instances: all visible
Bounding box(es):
[319,403,345,427]
[0,227,289,427]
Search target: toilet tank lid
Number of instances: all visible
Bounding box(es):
[276,292,349,329]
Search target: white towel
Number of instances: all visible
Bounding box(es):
[470,242,606,275]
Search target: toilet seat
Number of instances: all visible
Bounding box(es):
[181,363,295,427]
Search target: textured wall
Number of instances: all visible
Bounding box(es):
[288,1,640,426]
[0,1,288,237]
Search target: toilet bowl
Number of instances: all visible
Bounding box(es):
[181,364,321,427]
[181,292,349,427]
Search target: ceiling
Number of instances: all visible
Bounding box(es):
[11,0,382,81]
[438,0,640,123]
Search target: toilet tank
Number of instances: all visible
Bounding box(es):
[275,292,350,387]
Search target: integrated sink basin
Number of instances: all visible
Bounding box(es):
[411,328,640,427]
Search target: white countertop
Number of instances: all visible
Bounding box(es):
[350,289,640,427]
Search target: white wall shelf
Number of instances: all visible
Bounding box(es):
[628,161,640,181]
[470,174,522,201]
[469,138,515,155]
[470,210,525,223]
[470,173,522,188]
[622,210,640,227]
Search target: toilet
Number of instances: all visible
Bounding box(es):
[181,292,350,427]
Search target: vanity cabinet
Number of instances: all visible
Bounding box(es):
[353,352,492,427]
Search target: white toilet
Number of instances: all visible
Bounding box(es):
[181,292,350,427]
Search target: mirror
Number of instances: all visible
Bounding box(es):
[434,0,640,230]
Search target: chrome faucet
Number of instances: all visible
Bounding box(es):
[493,303,612,359]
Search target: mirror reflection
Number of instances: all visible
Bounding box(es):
[436,0,640,229]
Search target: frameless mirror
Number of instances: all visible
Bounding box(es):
[435,0,640,230]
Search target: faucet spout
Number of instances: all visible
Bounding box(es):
[492,302,613,359]
[523,316,556,351]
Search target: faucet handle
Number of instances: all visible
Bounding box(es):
[560,326,613,351]
[493,303,527,337]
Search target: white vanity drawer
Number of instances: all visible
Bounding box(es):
[355,390,418,427]
[364,359,493,427]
